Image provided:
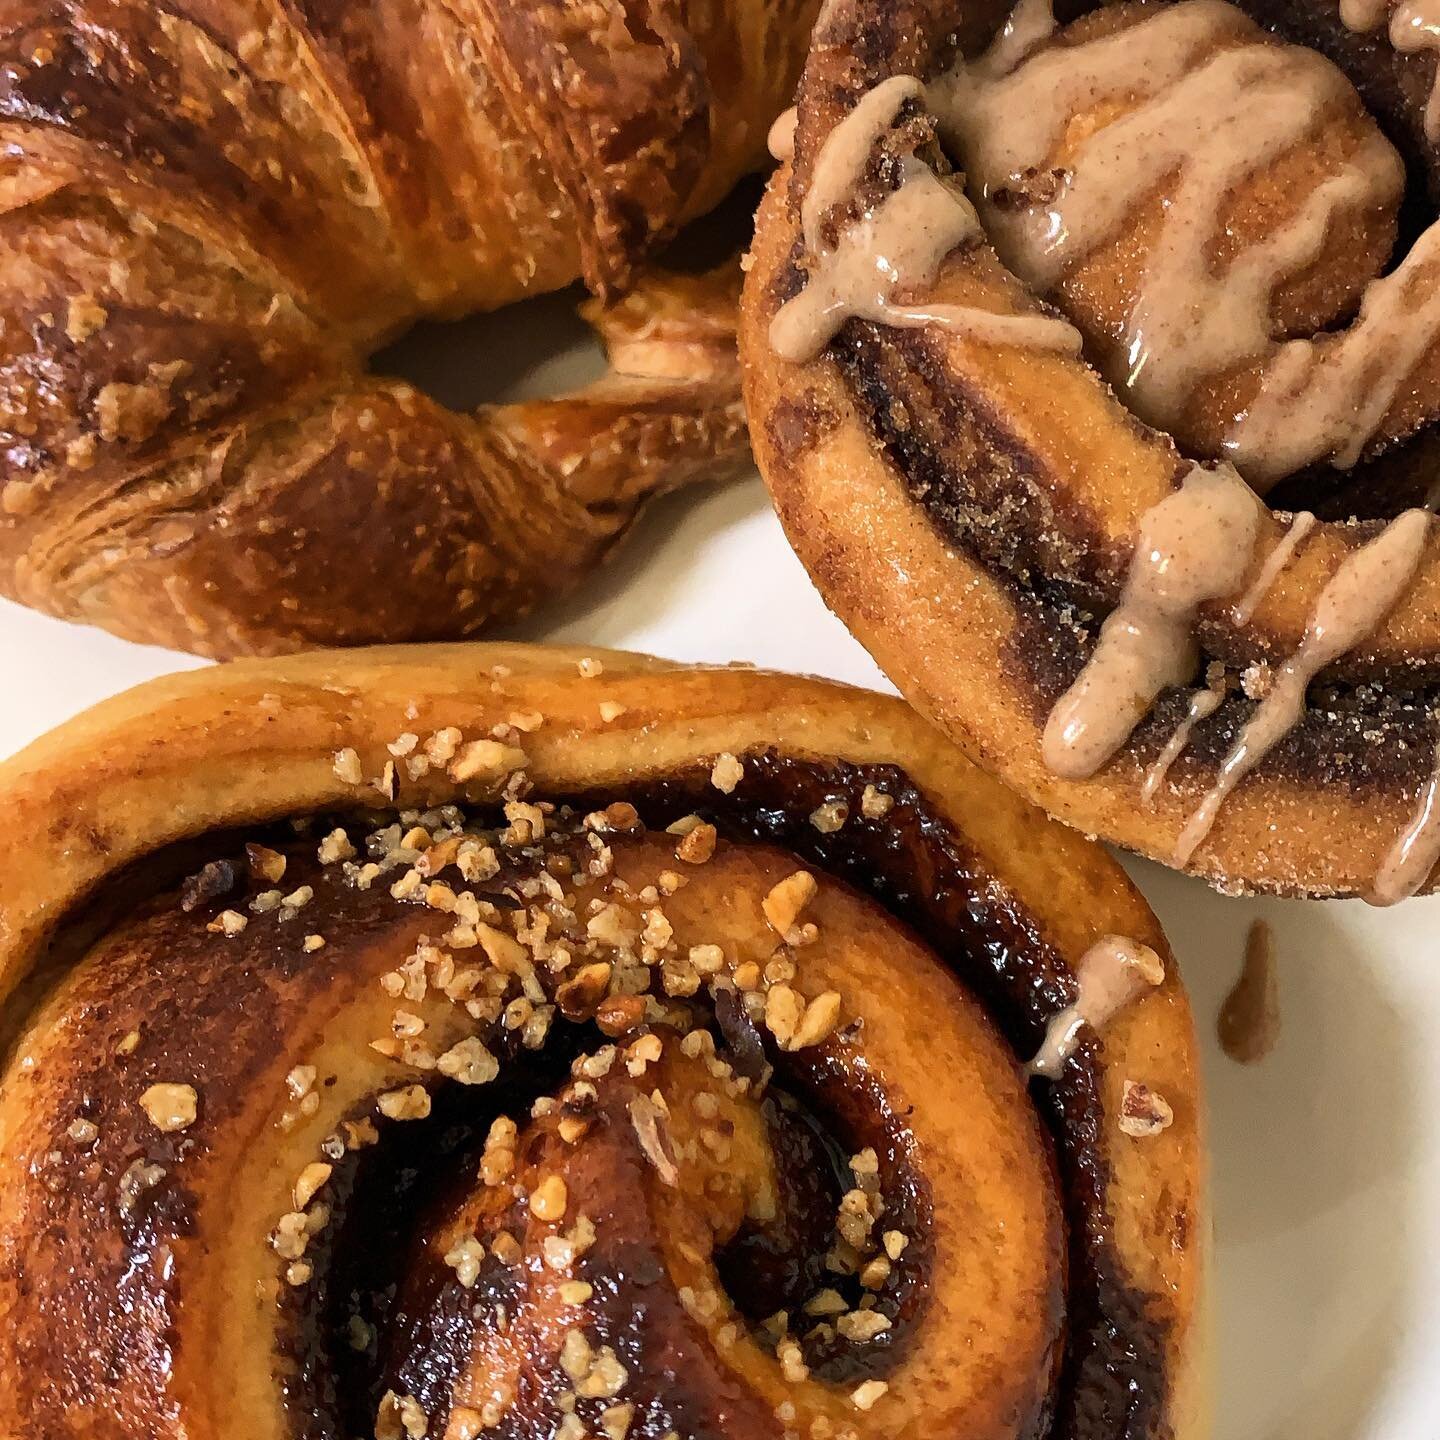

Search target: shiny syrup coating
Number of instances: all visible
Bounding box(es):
[0,755,1176,1440]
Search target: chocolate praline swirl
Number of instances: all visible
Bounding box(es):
[741,0,1440,899]
[0,644,1204,1440]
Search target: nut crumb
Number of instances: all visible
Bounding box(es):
[860,784,894,818]
[710,753,743,794]
[140,1082,197,1133]
[852,1380,889,1411]
[332,748,363,785]
[1119,1080,1174,1138]
[762,870,817,935]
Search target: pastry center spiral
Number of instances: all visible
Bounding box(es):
[938,0,1416,481]
[0,800,1066,1439]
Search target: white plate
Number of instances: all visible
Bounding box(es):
[4,382,1438,1439]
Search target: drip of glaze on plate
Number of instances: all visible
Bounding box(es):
[1340,0,1440,138]
[1042,463,1263,779]
[1026,934,1165,1079]
[769,75,1082,362]
[1175,508,1433,866]
[1217,918,1280,1063]
[936,0,1405,447]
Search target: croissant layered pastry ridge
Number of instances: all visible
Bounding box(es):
[0,644,1205,1440]
[0,0,820,656]
[741,0,1440,898]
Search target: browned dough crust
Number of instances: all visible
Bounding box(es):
[740,0,1440,897]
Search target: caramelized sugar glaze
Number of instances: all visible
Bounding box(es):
[741,0,1440,897]
[0,645,1204,1440]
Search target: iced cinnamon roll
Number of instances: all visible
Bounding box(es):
[0,645,1204,1439]
[741,0,1440,898]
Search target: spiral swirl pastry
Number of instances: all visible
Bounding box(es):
[0,0,815,657]
[742,0,1440,899]
[0,644,1204,1439]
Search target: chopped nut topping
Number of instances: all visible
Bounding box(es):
[63,1117,97,1149]
[710,753,743,794]
[852,1380,890,1411]
[293,1162,333,1209]
[529,1174,568,1221]
[1119,1080,1174,1138]
[837,1309,892,1341]
[447,1409,484,1440]
[246,843,287,883]
[598,701,627,723]
[377,1086,432,1122]
[675,821,717,865]
[303,934,326,952]
[436,1037,500,1086]
[628,1093,679,1186]
[375,1390,429,1440]
[860,784,895,819]
[787,990,842,1050]
[577,657,604,679]
[762,870,817,936]
[450,739,528,784]
[881,1230,909,1261]
[208,909,248,937]
[317,828,356,864]
[809,800,849,834]
[332,748,363,785]
[444,1236,485,1288]
[117,1159,166,1214]
[139,1083,198,1133]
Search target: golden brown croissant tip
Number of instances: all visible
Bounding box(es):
[0,0,816,656]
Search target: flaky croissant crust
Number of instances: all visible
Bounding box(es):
[0,642,1206,1440]
[0,0,814,655]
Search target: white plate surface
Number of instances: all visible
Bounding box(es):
[4,444,1438,1439]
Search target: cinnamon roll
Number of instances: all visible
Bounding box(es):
[741,0,1440,898]
[0,644,1205,1439]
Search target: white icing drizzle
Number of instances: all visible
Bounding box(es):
[769,75,1083,363]
[769,106,798,162]
[1174,508,1433,866]
[976,0,1058,78]
[1340,0,1440,139]
[1230,511,1318,625]
[1026,935,1164,1080]
[1141,683,1226,805]
[1372,735,1440,903]
[799,76,927,248]
[1042,463,1263,779]
[935,0,1404,442]
[1225,221,1440,484]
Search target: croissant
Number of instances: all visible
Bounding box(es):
[741,0,1440,899]
[0,0,814,657]
[0,643,1205,1440]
